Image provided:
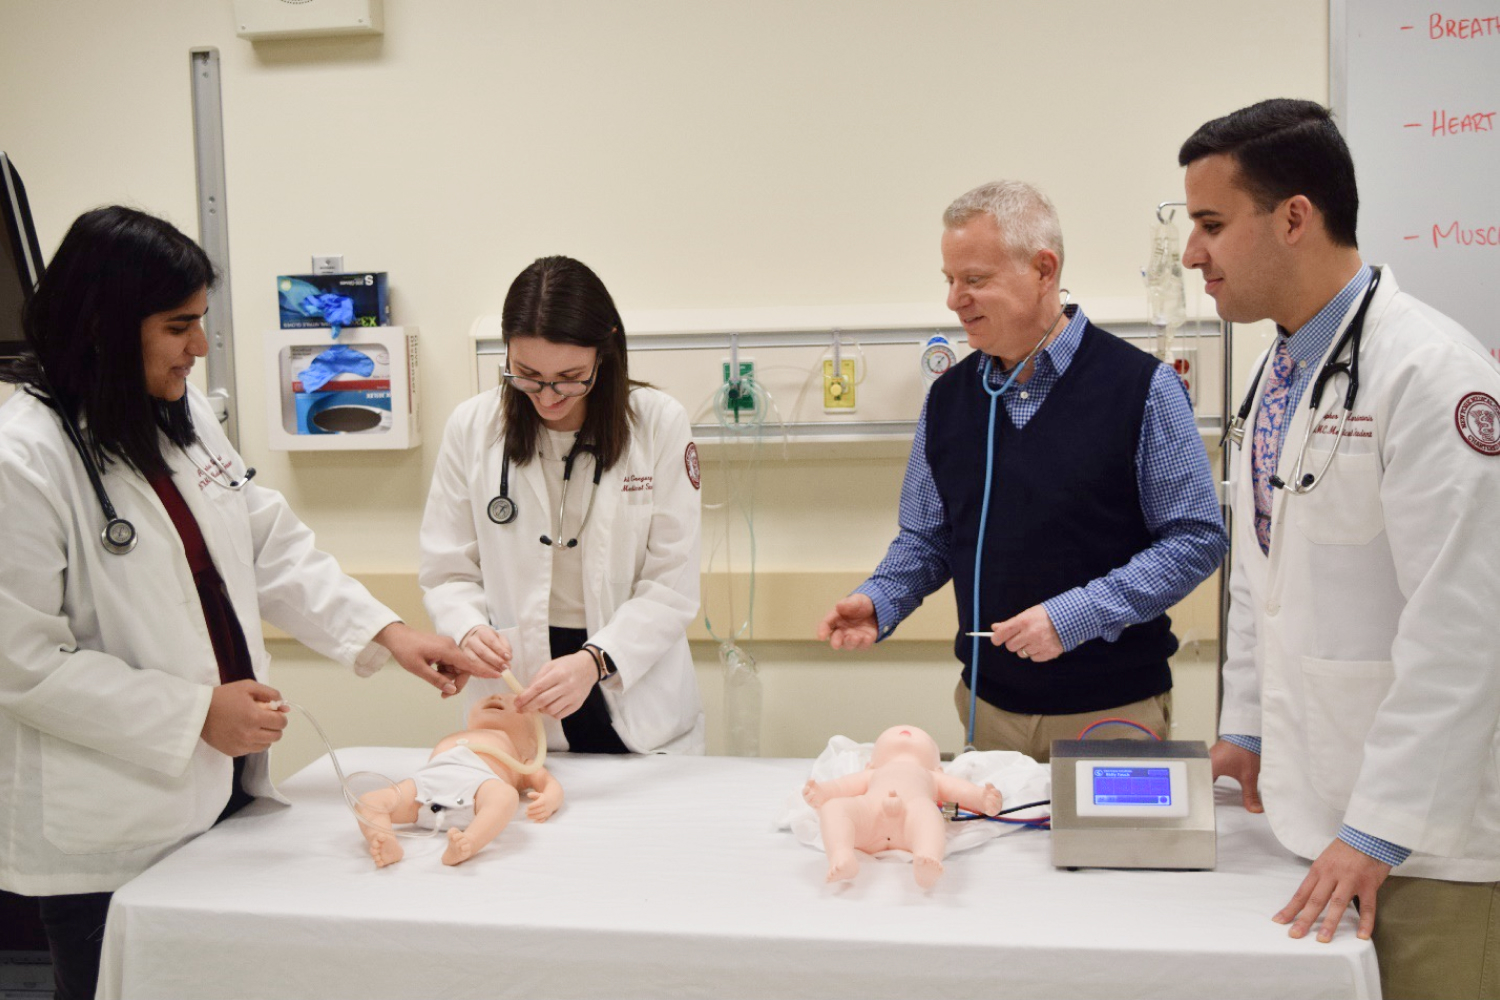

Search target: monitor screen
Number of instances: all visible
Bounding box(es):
[1073,759,1190,818]
[1,152,45,360]
[1090,766,1173,806]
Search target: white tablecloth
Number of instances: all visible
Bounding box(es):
[98,750,1379,999]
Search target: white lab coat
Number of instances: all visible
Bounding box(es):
[0,385,401,895]
[1220,268,1500,880]
[420,386,704,754]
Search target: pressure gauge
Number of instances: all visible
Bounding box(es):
[921,335,957,382]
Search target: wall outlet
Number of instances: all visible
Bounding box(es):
[823,358,856,411]
[721,359,756,415]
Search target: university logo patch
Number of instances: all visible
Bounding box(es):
[1455,392,1500,455]
[684,442,701,489]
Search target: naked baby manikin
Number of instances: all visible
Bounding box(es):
[357,689,562,867]
[802,725,1002,887]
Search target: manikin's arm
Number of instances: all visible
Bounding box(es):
[934,773,1003,816]
[803,770,873,808]
[524,766,564,822]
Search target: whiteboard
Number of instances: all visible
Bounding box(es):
[1333,0,1500,355]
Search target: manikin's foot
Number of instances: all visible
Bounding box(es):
[913,855,944,889]
[442,828,476,866]
[826,851,860,883]
[367,831,403,868]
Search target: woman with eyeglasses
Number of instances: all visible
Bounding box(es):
[420,256,705,754]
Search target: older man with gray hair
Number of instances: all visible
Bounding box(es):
[818,180,1226,759]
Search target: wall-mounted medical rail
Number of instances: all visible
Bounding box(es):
[476,320,1223,442]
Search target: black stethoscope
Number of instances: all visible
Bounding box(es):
[30,383,256,556]
[1224,267,1381,497]
[486,437,603,549]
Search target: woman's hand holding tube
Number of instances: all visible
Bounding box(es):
[460,625,513,674]
[375,622,499,698]
[201,679,289,757]
[514,651,597,719]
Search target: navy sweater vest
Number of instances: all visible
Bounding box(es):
[926,322,1176,714]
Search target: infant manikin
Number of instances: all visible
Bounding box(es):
[357,689,562,867]
[801,725,1001,887]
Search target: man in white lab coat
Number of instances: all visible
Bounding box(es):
[1181,98,1500,999]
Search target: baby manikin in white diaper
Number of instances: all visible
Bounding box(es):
[355,690,562,867]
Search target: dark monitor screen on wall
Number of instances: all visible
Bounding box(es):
[1,152,45,360]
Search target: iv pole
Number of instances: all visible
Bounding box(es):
[1156,200,1234,715]
[189,48,240,447]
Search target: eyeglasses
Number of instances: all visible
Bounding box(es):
[502,359,600,398]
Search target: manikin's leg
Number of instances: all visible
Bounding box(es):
[359,779,419,868]
[442,779,521,866]
[904,802,948,889]
[817,799,866,882]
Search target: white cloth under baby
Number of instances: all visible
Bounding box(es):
[412,745,505,831]
[777,736,1052,859]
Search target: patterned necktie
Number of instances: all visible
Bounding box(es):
[1251,338,1295,554]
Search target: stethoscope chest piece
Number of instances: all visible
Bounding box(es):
[101,517,138,555]
[487,495,517,525]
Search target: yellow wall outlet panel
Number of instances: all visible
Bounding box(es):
[823,358,856,411]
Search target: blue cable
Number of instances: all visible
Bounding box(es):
[966,356,1025,749]
[960,296,1071,750]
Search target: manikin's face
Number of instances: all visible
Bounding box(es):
[1182,154,1289,325]
[869,725,940,769]
[467,693,536,744]
[140,287,209,401]
[505,336,599,432]
[941,213,1051,360]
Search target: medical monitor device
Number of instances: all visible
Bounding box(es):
[0,152,44,360]
[1049,739,1216,870]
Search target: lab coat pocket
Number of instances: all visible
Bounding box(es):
[41,733,197,855]
[626,502,654,575]
[1292,450,1383,546]
[200,485,255,566]
[1299,656,1394,810]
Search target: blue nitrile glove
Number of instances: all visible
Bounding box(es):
[299,293,356,337]
[297,345,375,392]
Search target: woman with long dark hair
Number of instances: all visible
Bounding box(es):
[0,206,493,1000]
[420,256,704,753]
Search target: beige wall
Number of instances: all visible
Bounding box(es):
[0,1,1326,779]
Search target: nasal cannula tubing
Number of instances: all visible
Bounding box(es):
[272,669,547,840]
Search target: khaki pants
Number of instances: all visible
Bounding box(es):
[953,681,1172,762]
[1369,875,1500,999]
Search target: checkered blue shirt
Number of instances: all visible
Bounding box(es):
[854,305,1227,652]
[1220,266,1409,867]
[1262,265,1376,453]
